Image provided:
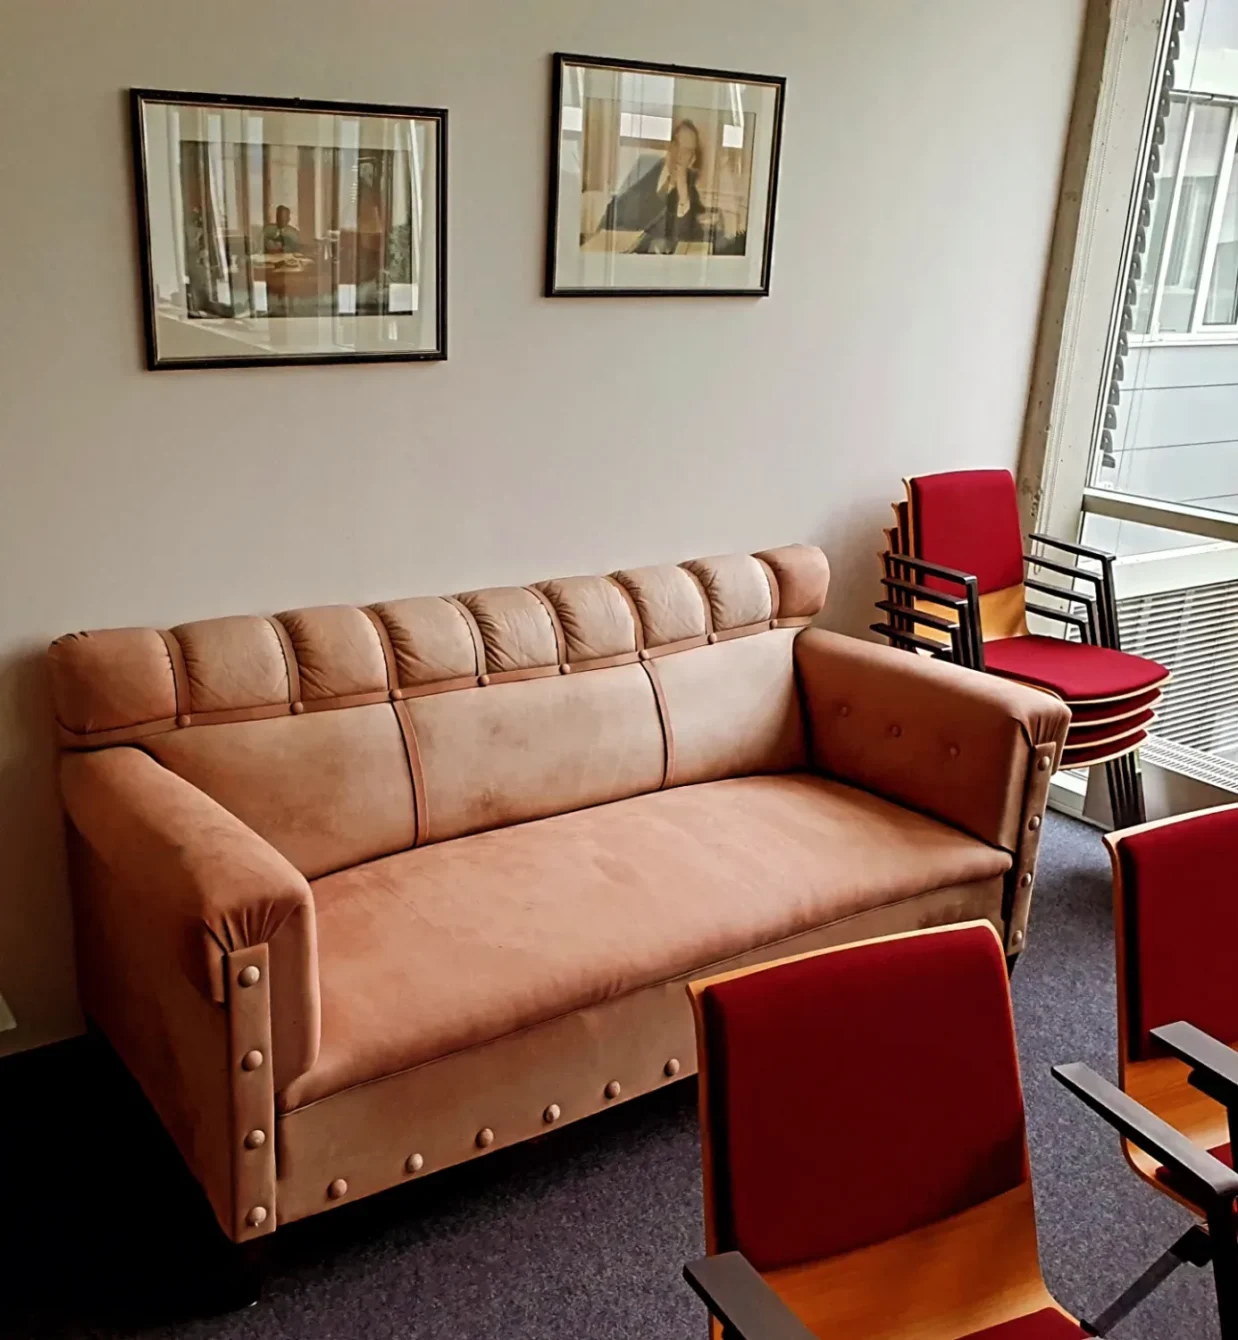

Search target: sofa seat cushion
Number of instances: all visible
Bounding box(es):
[280,773,1011,1111]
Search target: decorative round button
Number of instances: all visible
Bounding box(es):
[238,965,261,988]
[664,1058,681,1078]
[327,1178,348,1200]
[476,1127,495,1148]
[1038,756,1051,772]
[1011,929,1025,948]
[291,701,305,715]
[405,1153,424,1174]
[838,704,851,717]
[638,649,650,662]
[604,1080,621,1101]
[241,1049,264,1072]
[543,1103,561,1124]
[707,632,718,644]
[1019,872,1033,888]
[243,1129,266,1150]
[889,724,902,738]
[176,714,191,728]
[559,663,572,675]
[479,674,491,687]
[245,1206,267,1227]
[1028,815,1042,832]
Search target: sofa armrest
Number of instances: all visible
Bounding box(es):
[61,747,320,1091]
[794,630,1070,953]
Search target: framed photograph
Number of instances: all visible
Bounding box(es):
[546,54,785,297]
[130,89,446,369]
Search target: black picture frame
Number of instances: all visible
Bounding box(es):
[130,88,448,370]
[545,53,786,298]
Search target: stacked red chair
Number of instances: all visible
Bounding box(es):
[874,468,1168,829]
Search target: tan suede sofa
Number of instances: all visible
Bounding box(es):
[48,544,1068,1247]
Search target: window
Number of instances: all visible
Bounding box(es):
[1134,97,1234,335]
[1091,0,1238,535]
[1031,0,1238,781]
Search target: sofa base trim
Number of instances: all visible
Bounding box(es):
[273,876,1004,1228]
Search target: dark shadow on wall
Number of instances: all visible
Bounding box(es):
[0,645,81,1058]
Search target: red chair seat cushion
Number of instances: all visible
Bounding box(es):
[1155,1142,1232,1201]
[1068,687,1161,724]
[964,1310,1087,1338]
[983,635,1167,702]
[1066,708,1155,748]
[1060,730,1147,767]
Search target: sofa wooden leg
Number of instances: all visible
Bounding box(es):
[210,1236,270,1314]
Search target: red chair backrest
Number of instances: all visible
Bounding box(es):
[698,924,1028,1272]
[1114,806,1238,1062]
[908,469,1025,596]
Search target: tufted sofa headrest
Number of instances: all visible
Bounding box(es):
[48,545,829,748]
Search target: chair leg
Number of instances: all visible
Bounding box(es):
[1208,1203,1238,1340]
[1104,753,1147,831]
[1126,751,1148,826]
[1104,759,1127,831]
[207,1236,269,1314]
[1082,1225,1210,1336]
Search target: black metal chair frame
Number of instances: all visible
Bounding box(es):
[873,532,1146,830]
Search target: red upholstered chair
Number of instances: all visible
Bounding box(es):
[684,923,1238,1340]
[1053,804,1238,1336]
[874,469,1168,830]
[682,923,1089,1339]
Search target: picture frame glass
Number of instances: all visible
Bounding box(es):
[134,94,444,366]
[550,57,784,295]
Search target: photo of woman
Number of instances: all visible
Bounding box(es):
[547,55,785,295]
[597,119,707,253]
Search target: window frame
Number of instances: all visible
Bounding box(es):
[1019,0,1238,549]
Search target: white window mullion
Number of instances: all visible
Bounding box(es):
[1190,103,1238,329]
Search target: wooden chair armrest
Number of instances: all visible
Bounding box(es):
[1029,532,1115,564]
[880,552,983,668]
[1024,603,1090,634]
[1053,1062,1238,1208]
[1153,1022,1238,1112]
[1024,554,1108,588]
[883,551,979,589]
[684,1253,817,1340]
[880,576,971,611]
[869,623,955,658]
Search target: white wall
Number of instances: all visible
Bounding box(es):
[0,0,1085,1056]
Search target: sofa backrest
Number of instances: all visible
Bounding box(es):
[48,545,829,880]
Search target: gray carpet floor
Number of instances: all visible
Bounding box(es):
[2,812,1220,1338]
